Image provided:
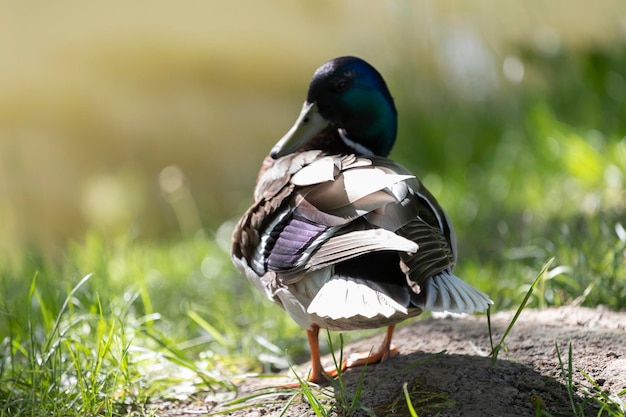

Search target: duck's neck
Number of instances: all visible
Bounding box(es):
[339,130,375,157]
[341,103,397,157]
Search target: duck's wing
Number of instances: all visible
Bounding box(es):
[232,151,491,316]
[231,152,418,295]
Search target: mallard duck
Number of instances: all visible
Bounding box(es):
[231,56,492,384]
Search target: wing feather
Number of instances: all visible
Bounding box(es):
[306,229,418,270]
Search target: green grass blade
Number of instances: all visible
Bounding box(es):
[42,273,93,354]
[188,310,232,348]
[579,368,626,417]
[490,258,554,364]
[403,382,419,417]
[555,340,580,416]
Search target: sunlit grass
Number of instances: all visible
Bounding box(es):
[3,213,623,415]
[0,233,296,415]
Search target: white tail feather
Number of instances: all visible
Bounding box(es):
[308,277,408,320]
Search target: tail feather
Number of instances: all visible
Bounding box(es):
[308,276,410,320]
[415,271,492,314]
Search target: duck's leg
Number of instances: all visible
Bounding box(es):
[301,325,397,385]
[345,325,398,368]
[279,325,342,387]
[306,324,325,383]
[306,324,348,383]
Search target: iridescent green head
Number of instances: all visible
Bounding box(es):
[271,56,397,159]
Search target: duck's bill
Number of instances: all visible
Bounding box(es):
[270,101,329,159]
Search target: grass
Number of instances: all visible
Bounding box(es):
[0,233,302,416]
[547,341,626,417]
[2,39,626,417]
[488,258,555,365]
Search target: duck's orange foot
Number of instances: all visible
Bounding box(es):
[342,324,398,369]
[307,360,348,384]
[306,342,398,385]
[345,344,398,368]
[278,361,347,388]
[282,325,398,388]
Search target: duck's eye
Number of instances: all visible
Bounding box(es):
[333,79,349,93]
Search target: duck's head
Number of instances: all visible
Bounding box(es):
[270,56,397,159]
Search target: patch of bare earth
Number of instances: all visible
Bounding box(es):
[154,306,626,416]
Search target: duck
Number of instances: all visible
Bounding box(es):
[231,56,492,384]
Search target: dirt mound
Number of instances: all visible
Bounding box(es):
[162,306,626,416]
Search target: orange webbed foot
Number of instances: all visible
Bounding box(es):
[344,343,398,368]
[282,325,398,387]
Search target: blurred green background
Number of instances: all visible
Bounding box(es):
[1,2,626,412]
[2,1,624,256]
